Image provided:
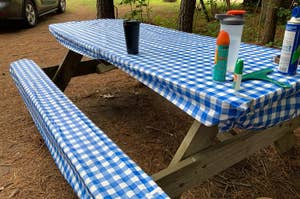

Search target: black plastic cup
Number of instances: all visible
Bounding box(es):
[123,20,140,54]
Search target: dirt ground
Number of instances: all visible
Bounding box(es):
[0,6,300,199]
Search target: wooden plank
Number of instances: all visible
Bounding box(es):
[274,131,297,154]
[169,121,200,166]
[153,116,300,198]
[43,65,60,79]
[274,115,300,154]
[217,130,235,142]
[52,50,83,91]
[169,121,218,167]
[96,63,116,73]
[74,60,101,76]
[43,60,100,79]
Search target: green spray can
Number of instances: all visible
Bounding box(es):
[213,30,230,82]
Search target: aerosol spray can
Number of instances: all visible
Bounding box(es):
[213,30,230,82]
[278,6,300,75]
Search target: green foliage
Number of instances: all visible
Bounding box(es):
[265,41,274,47]
[196,0,243,19]
[207,0,218,16]
[152,15,177,29]
[206,21,219,36]
[277,7,292,25]
[69,0,286,48]
[119,0,151,22]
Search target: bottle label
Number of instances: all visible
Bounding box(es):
[233,74,242,90]
[278,30,296,73]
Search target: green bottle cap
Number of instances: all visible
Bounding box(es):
[234,59,244,74]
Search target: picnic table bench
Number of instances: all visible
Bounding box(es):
[10,59,169,199]
[10,19,300,198]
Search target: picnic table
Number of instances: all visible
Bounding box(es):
[12,19,300,198]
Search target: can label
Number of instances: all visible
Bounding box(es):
[278,23,300,75]
[213,45,229,82]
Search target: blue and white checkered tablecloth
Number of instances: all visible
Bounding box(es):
[49,19,300,132]
[10,59,169,199]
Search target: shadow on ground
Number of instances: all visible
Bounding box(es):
[0,20,25,33]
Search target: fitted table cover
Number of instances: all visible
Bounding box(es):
[49,19,300,132]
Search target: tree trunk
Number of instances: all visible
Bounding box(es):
[97,0,115,19]
[262,0,282,44]
[282,0,293,9]
[259,0,268,24]
[199,0,210,22]
[178,0,196,33]
[243,0,260,6]
[224,0,230,9]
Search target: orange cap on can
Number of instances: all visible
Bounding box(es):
[216,30,230,46]
[226,10,246,15]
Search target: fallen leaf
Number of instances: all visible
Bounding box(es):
[101,94,117,99]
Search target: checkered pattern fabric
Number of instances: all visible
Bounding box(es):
[10,59,169,199]
[49,19,300,132]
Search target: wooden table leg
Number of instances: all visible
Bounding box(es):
[274,116,299,154]
[169,121,218,167]
[153,122,218,198]
[153,116,300,198]
[52,50,83,91]
[274,131,297,155]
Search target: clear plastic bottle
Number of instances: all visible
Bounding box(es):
[216,10,246,73]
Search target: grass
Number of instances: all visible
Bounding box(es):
[66,0,285,47]
[69,0,96,7]
[67,0,97,11]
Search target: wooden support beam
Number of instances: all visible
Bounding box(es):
[43,55,117,92]
[273,115,300,154]
[217,130,236,142]
[153,116,300,198]
[274,131,297,155]
[52,50,83,91]
[43,60,101,79]
[169,121,218,167]
[96,62,116,73]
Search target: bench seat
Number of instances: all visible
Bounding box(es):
[10,59,169,199]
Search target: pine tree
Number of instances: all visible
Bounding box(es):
[97,0,115,19]
[178,0,196,33]
[262,0,282,44]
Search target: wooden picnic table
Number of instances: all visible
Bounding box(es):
[44,19,300,198]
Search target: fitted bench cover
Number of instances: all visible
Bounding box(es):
[10,59,169,199]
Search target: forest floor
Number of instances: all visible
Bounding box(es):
[0,1,300,199]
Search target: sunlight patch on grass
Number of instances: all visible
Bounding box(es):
[67,0,96,10]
